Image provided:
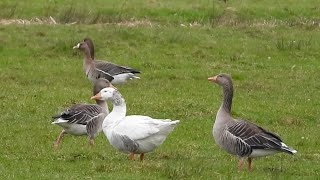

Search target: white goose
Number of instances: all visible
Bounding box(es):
[208,73,297,171]
[51,78,114,148]
[90,87,180,161]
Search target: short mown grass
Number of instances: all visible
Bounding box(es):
[0,0,320,179]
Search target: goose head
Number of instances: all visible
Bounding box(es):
[208,73,233,86]
[93,79,115,109]
[83,38,94,47]
[73,42,89,50]
[91,87,118,101]
[93,78,113,95]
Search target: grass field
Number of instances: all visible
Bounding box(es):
[0,0,320,179]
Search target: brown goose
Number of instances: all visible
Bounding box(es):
[74,38,140,84]
[208,73,297,171]
[73,42,114,83]
[51,78,114,148]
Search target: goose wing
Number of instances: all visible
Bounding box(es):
[86,113,107,139]
[95,60,140,76]
[52,104,103,125]
[113,115,165,141]
[227,120,283,151]
[92,67,114,82]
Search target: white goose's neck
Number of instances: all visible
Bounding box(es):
[102,92,126,129]
[109,100,126,118]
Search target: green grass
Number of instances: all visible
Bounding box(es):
[0,0,320,25]
[0,1,320,179]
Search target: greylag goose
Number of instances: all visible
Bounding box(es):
[73,38,140,84]
[51,78,114,148]
[73,42,114,83]
[208,73,297,171]
[90,87,180,161]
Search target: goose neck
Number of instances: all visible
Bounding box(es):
[102,96,126,128]
[110,98,126,117]
[96,100,109,114]
[221,83,233,114]
[83,47,94,64]
[89,46,95,60]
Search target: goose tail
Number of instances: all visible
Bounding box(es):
[130,69,141,74]
[280,142,297,155]
[52,114,61,119]
[51,118,68,125]
[129,74,140,79]
[170,120,180,125]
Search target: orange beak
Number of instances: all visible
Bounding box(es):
[91,92,102,100]
[208,76,217,82]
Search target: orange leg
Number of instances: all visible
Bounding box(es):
[247,158,252,171]
[130,152,135,160]
[238,159,244,172]
[54,130,66,149]
[89,139,95,146]
[140,153,144,161]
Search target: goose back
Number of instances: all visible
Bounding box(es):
[52,104,106,125]
[95,60,140,76]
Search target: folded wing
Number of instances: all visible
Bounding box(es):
[95,60,140,76]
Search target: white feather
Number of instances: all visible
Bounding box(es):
[99,88,179,155]
[249,149,278,158]
[52,118,87,135]
[111,73,140,84]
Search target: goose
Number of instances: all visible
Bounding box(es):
[90,87,180,161]
[73,38,140,84]
[72,42,114,83]
[208,73,297,171]
[51,78,114,148]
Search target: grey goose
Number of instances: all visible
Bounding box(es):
[73,42,114,83]
[208,73,297,171]
[73,38,140,84]
[52,78,114,148]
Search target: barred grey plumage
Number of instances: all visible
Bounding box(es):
[86,113,108,142]
[53,104,104,125]
[208,73,297,171]
[51,78,112,148]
